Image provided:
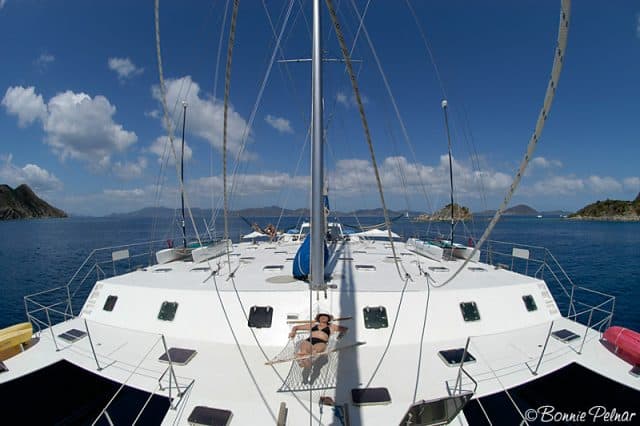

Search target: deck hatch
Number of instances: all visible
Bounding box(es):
[103,295,118,312]
[460,302,480,322]
[438,348,476,366]
[187,406,233,426]
[248,306,274,328]
[355,264,376,271]
[522,295,538,312]
[428,266,449,272]
[158,301,178,321]
[351,387,391,406]
[551,329,580,343]
[400,393,473,425]
[263,265,284,271]
[159,348,197,365]
[58,329,87,343]
[363,306,388,329]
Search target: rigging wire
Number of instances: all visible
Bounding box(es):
[222,0,240,241]
[154,0,203,247]
[211,274,277,422]
[211,0,231,225]
[435,0,572,287]
[325,0,407,281]
[348,0,435,218]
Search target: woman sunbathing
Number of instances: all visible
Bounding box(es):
[289,312,347,368]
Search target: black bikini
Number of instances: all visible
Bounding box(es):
[306,324,330,345]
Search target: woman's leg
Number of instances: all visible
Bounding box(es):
[297,340,312,367]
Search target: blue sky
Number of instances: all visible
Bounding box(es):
[0,0,638,216]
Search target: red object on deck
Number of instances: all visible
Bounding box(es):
[603,326,640,366]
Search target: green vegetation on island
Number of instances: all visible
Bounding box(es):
[0,184,67,220]
[413,203,472,222]
[568,193,640,221]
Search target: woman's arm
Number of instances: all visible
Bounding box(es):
[289,323,312,338]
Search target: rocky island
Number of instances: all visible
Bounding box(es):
[0,184,67,220]
[568,193,640,222]
[413,203,472,222]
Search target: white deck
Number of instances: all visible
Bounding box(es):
[2,239,638,425]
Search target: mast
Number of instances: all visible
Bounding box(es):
[442,99,455,245]
[310,0,325,289]
[180,101,187,249]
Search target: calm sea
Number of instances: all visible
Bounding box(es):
[0,215,638,331]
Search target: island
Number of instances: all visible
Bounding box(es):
[568,194,640,222]
[0,184,67,220]
[413,203,472,222]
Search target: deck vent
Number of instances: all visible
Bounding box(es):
[460,302,480,322]
[191,267,211,272]
[263,265,284,271]
[158,301,178,321]
[58,329,87,343]
[551,329,580,343]
[354,250,367,254]
[363,306,388,329]
[159,347,197,365]
[274,251,287,254]
[428,266,449,272]
[468,267,486,272]
[187,406,233,426]
[153,268,172,273]
[339,257,354,261]
[438,348,476,366]
[522,295,538,312]
[351,387,391,406]
[248,306,274,328]
[103,295,118,312]
[355,264,376,271]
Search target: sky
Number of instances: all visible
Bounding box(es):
[0,0,638,216]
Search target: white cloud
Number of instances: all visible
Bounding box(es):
[112,157,148,180]
[587,175,622,193]
[149,136,193,165]
[335,90,369,108]
[35,53,55,70]
[103,188,145,198]
[636,14,640,38]
[0,153,62,192]
[530,156,562,169]
[530,175,585,195]
[152,76,251,157]
[623,176,640,189]
[189,173,308,197]
[2,86,47,127]
[265,114,293,134]
[3,86,138,170]
[528,174,626,196]
[43,90,137,169]
[0,0,6,10]
[108,57,143,80]
[328,154,511,198]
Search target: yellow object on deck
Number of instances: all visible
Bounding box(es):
[0,322,33,360]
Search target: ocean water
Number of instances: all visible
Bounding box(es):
[0,216,638,331]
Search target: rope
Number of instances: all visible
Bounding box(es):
[349,0,435,217]
[210,273,276,422]
[325,0,407,281]
[363,276,411,388]
[222,0,240,241]
[411,273,432,403]
[435,0,571,287]
[154,0,203,246]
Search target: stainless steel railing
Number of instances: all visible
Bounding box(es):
[23,239,168,330]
